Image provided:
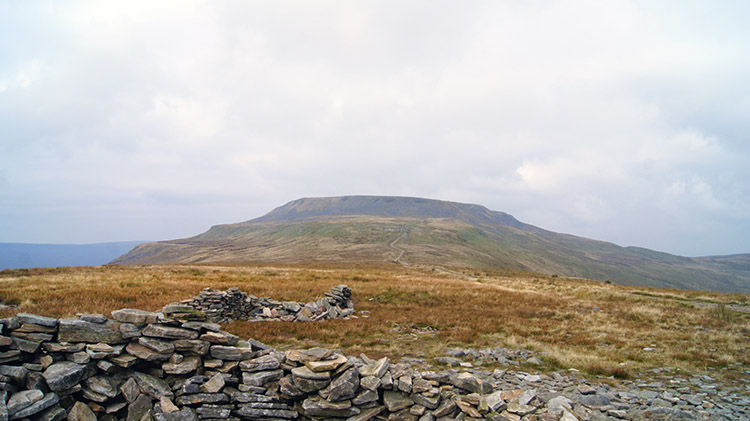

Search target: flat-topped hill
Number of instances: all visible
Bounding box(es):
[111,196,750,293]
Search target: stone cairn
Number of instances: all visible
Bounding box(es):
[1,298,748,420]
[182,285,354,323]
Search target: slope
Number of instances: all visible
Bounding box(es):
[111,196,750,293]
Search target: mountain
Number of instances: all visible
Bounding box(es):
[1,241,146,270]
[111,196,750,293]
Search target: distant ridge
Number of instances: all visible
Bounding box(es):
[112,196,750,293]
[253,196,528,228]
[1,241,145,270]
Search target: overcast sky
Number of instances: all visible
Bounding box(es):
[1,1,749,257]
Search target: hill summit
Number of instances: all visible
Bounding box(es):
[112,196,750,293]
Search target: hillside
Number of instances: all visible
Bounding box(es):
[112,196,750,293]
[0,241,145,270]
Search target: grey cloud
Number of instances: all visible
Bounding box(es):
[0,1,748,255]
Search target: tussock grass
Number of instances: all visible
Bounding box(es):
[1,264,748,382]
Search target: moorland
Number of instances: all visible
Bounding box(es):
[2,263,747,384]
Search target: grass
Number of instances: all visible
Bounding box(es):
[1,264,748,384]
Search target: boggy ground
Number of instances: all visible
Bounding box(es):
[1,264,748,385]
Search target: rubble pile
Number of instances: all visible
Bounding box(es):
[182,285,354,323]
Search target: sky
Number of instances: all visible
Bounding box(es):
[1,1,749,257]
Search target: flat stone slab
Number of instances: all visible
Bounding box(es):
[9,392,59,419]
[142,324,199,340]
[7,389,44,416]
[16,313,58,327]
[163,356,202,375]
[111,309,158,327]
[131,371,173,399]
[42,361,88,392]
[209,345,255,361]
[58,318,125,344]
[125,342,172,362]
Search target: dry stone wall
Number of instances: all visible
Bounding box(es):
[0,290,747,420]
[181,285,354,323]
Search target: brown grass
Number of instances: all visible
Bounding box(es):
[1,264,748,382]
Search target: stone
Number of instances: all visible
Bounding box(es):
[239,354,280,372]
[451,372,489,394]
[485,390,506,413]
[200,373,225,393]
[360,357,389,377]
[384,391,414,412]
[181,321,221,332]
[162,356,201,375]
[579,393,610,408]
[577,384,596,395]
[0,366,28,385]
[456,399,482,418]
[302,397,360,418]
[57,318,125,344]
[154,407,199,421]
[412,378,432,393]
[16,313,58,327]
[111,309,158,327]
[173,339,210,355]
[121,378,140,403]
[142,324,199,340]
[235,404,299,419]
[159,396,179,413]
[65,400,97,421]
[35,405,67,421]
[110,354,138,368]
[85,375,119,398]
[360,375,381,391]
[328,367,360,402]
[175,393,229,406]
[398,373,413,394]
[209,345,254,361]
[127,394,152,421]
[196,404,232,418]
[86,343,120,359]
[162,304,207,321]
[42,342,86,353]
[14,323,56,334]
[347,405,384,421]
[126,343,172,362]
[353,389,380,406]
[66,351,90,364]
[412,393,440,410]
[506,402,536,415]
[279,375,306,399]
[432,399,457,417]
[0,350,21,363]
[131,371,173,399]
[138,337,175,354]
[242,369,283,386]
[120,323,142,339]
[286,347,332,363]
[12,337,41,353]
[10,392,59,419]
[78,313,108,323]
[42,362,88,392]
[519,389,537,406]
[247,338,271,351]
[199,331,239,346]
[305,353,348,372]
[7,389,44,415]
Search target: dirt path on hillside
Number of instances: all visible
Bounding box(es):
[388,230,408,266]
